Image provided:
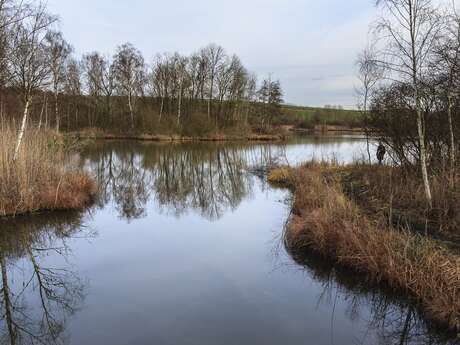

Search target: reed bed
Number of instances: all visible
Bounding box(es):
[270,163,460,331]
[0,126,96,217]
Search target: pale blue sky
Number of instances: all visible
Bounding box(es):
[46,0,378,108]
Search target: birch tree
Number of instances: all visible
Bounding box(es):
[113,43,145,129]
[356,44,383,163]
[82,52,116,128]
[45,30,72,132]
[64,57,82,128]
[175,54,188,125]
[0,0,31,88]
[64,57,82,96]
[8,2,55,160]
[203,44,226,121]
[433,5,460,185]
[375,0,443,207]
[150,54,167,122]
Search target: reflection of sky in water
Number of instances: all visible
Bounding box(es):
[283,137,372,164]
[0,136,456,345]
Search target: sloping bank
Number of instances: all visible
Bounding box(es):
[0,128,96,218]
[269,163,460,332]
[70,128,286,142]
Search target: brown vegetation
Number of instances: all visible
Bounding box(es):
[0,127,96,217]
[339,165,460,244]
[270,163,460,332]
[71,127,286,142]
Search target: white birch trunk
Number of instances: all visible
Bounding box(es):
[54,88,59,132]
[45,96,48,129]
[416,94,433,208]
[409,3,432,208]
[447,94,455,186]
[128,93,134,129]
[363,90,372,164]
[38,94,46,129]
[177,80,183,125]
[159,96,164,123]
[13,99,30,161]
[208,78,213,120]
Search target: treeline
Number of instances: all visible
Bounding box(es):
[0,0,284,140]
[356,0,460,207]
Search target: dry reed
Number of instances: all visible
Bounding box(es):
[270,163,460,331]
[0,126,96,217]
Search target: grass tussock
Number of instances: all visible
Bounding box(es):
[0,126,96,217]
[267,167,295,186]
[271,163,460,331]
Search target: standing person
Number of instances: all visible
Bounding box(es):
[377,143,386,165]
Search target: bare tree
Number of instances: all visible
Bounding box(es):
[0,0,32,88]
[8,2,55,160]
[175,54,188,125]
[45,30,72,132]
[150,53,172,122]
[356,43,383,163]
[64,57,83,128]
[64,57,82,96]
[82,52,103,98]
[257,75,284,128]
[203,44,226,121]
[82,52,116,127]
[433,3,460,185]
[375,0,443,207]
[113,43,145,129]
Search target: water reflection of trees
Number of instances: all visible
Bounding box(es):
[83,141,286,221]
[285,243,459,345]
[0,213,90,345]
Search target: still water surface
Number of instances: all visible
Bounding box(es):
[0,136,458,345]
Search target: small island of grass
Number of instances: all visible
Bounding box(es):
[0,127,96,218]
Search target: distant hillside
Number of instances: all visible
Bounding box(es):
[278,104,363,129]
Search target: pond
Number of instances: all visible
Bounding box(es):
[0,135,457,345]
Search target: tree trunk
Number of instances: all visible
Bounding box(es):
[447,94,455,187]
[45,96,48,129]
[67,103,70,130]
[0,94,4,132]
[416,95,432,208]
[409,4,432,208]
[159,96,164,123]
[14,98,30,161]
[363,91,372,164]
[38,93,46,129]
[128,93,134,129]
[208,78,213,120]
[54,90,59,132]
[177,82,182,126]
[365,128,372,164]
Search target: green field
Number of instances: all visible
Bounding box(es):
[278,105,363,129]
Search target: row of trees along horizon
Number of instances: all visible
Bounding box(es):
[0,0,284,145]
[356,0,460,208]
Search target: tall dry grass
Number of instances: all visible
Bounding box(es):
[335,164,460,237]
[0,126,96,217]
[270,163,460,331]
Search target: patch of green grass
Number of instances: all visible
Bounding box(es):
[278,105,364,128]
